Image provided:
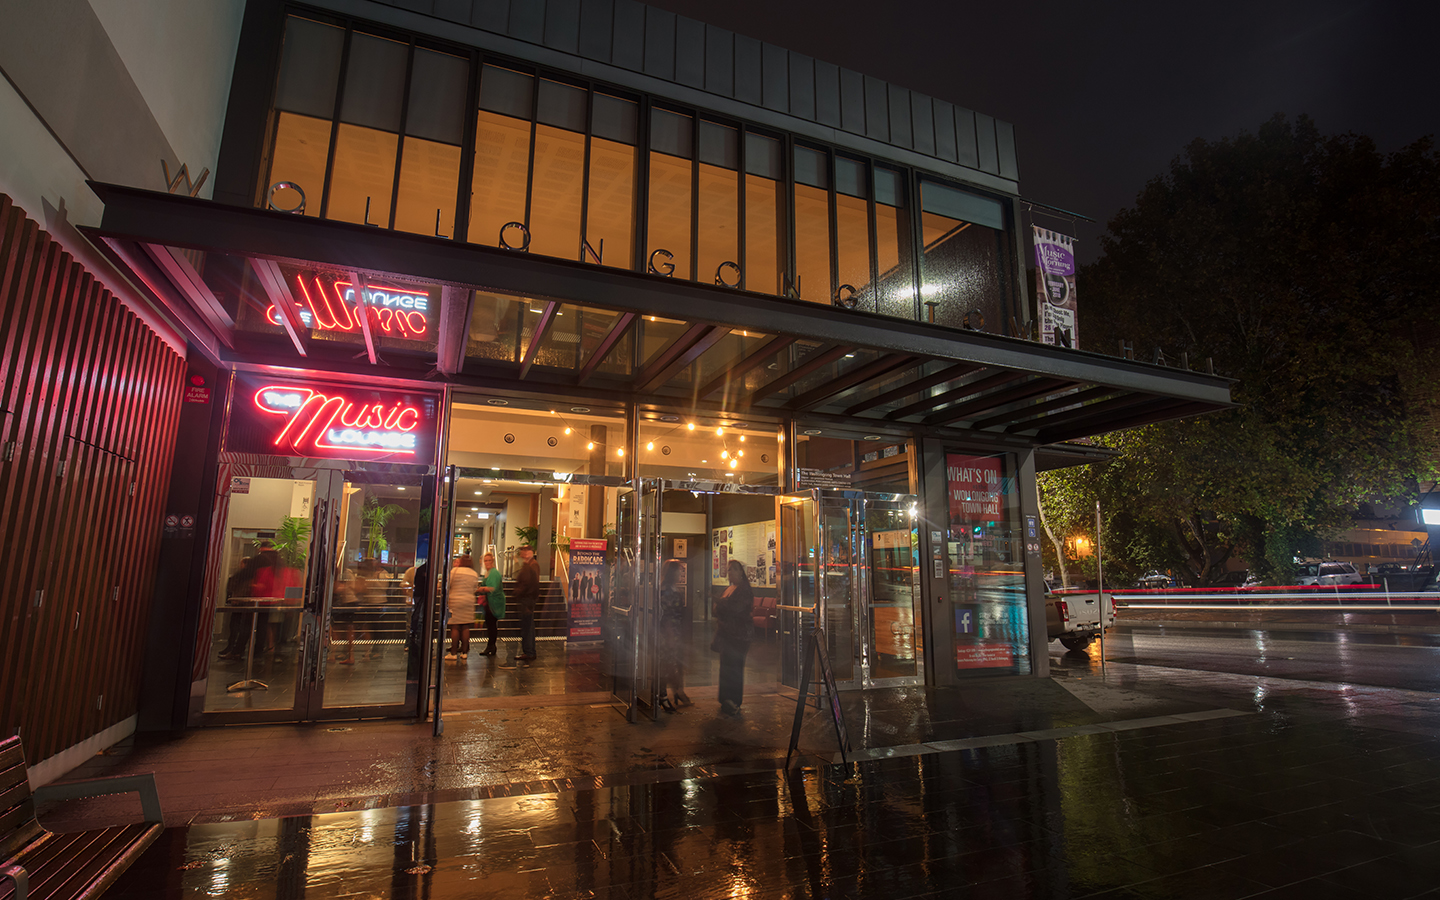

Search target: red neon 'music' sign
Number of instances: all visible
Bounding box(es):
[254,384,423,456]
[265,276,430,338]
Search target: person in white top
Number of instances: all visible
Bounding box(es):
[446,554,480,660]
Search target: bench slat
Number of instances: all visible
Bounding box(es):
[13,824,160,900]
[0,802,41,861]
[0,738,26,775]
[0,780,32,819]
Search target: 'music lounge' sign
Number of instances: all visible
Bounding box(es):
[226,373,440,463]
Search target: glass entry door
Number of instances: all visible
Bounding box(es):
[778,490,922,690]
[199,467,431,723]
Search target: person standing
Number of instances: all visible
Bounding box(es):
[714,560,754,716]
[514,545,540,661]
[447,554,479,660]
[478,551,506,656]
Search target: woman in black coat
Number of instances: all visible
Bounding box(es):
[714,560,754,715]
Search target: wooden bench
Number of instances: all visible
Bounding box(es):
[1,736,162,900]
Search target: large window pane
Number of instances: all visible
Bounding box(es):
[647,109,694,279]
[744,133,785,296]
[920,180,1008,332]
[469,110,532,247]
[529,124,586,259]
[793,147,831,304]
[697,122,738,286]
[835,157,872,313]
[586,137,636,268]
[274,18,344,120]
[468,66,534,247]
[875,167,914,320]
[339,33,407,132]
[327,124,398,225]
[394,138,461,238]
[266,112,332,216]
[585,94,638,269]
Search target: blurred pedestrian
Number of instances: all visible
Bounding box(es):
[714,559,754,715]
[478,551,506,656]
[658,559,691,712]
[220,555,266,660]
[447,554,479,660]
[514,545,539,661]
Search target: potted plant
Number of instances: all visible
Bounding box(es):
[362,495,406,561]
[266,516,311,569]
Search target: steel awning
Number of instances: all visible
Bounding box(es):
[85,183,1234,446]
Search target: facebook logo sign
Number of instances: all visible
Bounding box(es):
[955,608,976,634]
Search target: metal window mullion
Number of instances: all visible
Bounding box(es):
[635,99,652,274]
[826,148,839,305]
[523,72,539,229]
[866,158,880,315]
[784,133,797,300]
[454,49,483,243]
[737,127,748,291]
[578,80,595,264]
[689,114,699,282]
[387,40,417,231]
[908,169,924,322]
[318,25,356,220]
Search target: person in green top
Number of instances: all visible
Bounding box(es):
[478,551,506,656]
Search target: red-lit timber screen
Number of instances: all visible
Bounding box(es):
[0,194,185,765]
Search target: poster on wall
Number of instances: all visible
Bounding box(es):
[1033,227,1078,349]
[711,520,777,587]
[566,538,607,644]
[946,455,1004,523]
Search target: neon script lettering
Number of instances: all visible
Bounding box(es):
[254,386,422,456]
[266,277,430,338]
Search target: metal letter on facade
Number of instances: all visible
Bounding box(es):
[714,261,742,288]
[648,248,675,276]
[267,182,306,214]
[162,160,210,197]
[499,222,531,251]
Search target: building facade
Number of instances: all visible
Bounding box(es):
[1,0,1231,779]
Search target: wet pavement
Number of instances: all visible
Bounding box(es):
[28,628,1440,898]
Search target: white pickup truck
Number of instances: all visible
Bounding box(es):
[1045,583,1115,651]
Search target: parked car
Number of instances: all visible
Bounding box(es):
[1295,560,1363,586]
[1135,571,1176,589]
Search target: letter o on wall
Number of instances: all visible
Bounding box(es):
[267,182,307,214]
[499,222,532,251]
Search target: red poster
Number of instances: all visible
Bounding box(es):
[946,454,1003,521]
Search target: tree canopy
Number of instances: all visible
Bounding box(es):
[1040,115,1440,585]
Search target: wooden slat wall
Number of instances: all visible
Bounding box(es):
[0,194,184,765]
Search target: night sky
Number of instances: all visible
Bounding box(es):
[648,0,1440,263]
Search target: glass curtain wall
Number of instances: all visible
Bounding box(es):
[258,14,1013,332]
[264,17,468,236]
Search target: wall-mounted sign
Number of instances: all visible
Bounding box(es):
[226,373,440,462]
[265,274,432,340]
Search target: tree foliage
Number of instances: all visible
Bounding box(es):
[1041,116,1440,584]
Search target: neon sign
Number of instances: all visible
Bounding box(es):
[265,275,430,339]
[253,384,423,456]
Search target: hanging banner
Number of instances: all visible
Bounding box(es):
[1033,227,1077,349]
[566,538,608,643]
